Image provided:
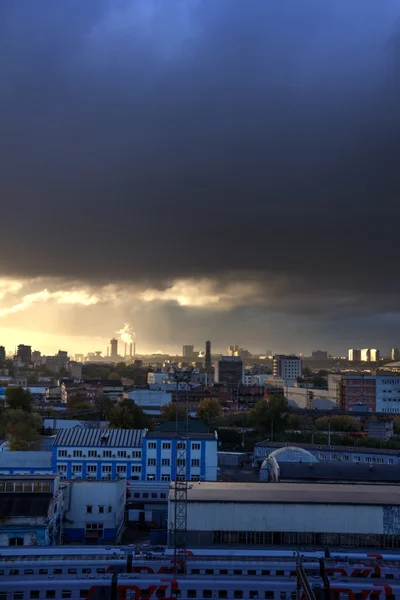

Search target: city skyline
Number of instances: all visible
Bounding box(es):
[1,2,400,355]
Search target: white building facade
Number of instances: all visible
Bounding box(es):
[376,375,400,413]
[273,355,302,380]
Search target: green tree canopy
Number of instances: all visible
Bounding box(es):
[5,387,32,412]
[197,398,222,423]
[248,395,289,436]
[1,409,42,450]
[161,402,187,422]
[109,399,151,429]
[107,372,121,381]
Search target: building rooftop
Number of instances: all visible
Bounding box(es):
[54,428,144,447]
[0,451,52,469]
[170,481,400,505]
[277,462,400,483]
[43,419,109,431]
[146,430,216,440]
[265,446,318,464]
[255,441,400,456]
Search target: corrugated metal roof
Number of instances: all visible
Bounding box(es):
[255,441,400,456]
[172,481,400,505]
[54,428,144,447]
[0,451,52,469]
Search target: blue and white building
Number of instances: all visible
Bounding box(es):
[53,428,145,481]
[142,430,218,482]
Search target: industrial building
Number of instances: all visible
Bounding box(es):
[0,474,63,546]
[168,481,400,548]
[259,446,400,484]
[214,356,244,386]
[253,441,400,466]
[62,478,125,544]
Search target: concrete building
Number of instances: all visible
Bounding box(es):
[127,389,172,416]
[62,478,125,544]
[0,451,53,475]
[68,361,82,379]
[17,344,31,364]
[367,419,394,440]
[31,350,43,367]
[53,428,145,482]
[253,441,400,467]
[392,348,400,361]
[147,371,172,386]
[360,348,380,362]
[273,355,302,380]
[214,356,244,386]
[182,345,195,358]
[375,374,400,413]
[348,349,361,361]
[0,346,5,364]
[143,426,218,482]
[110,338,118,362]
[311,350,328,360]
[168,481,400,548]
[0,474,63,546]
[340,373,376,411]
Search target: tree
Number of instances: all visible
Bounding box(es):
[161,403,187,422]
[5,387,32,412]
[107,372,121,381]
[109,399,151,429]
[312,375,327,388]
[1,409,42,450]
[302,367,312,378]
[248,395,289,436]
[94,394,113,420]
[197,398,222,423]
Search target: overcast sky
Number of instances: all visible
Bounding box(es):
[1,0,400,356]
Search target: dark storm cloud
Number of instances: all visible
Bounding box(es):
[1,0,400,311]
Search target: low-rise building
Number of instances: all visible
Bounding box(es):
[273,355,302,381]
[53,428,144,481]
[0,474,63,545]
[127,389,172,415]
[0,451,53,475]
[62,478,125,544]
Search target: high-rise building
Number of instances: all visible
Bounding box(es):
[110,338,118,362]
[392,348,400,362]
[0,346,5,364]
[17,344,31,363]
[348,349,361,361]
[273,355,302,380]
[311,350,328,360]
[182,345,195,358]
[360,349,380,362]
[204,340,212,372]
[31,350,42,366]
[215,356,244,386]
[227,345,240,356]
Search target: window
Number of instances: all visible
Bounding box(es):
[58,465,67,473]
[134,492,140,498]
[117,465,126,473]
[147,458,156,466]
[176,475,185,481]
[276,570,284,576]
[162,442,171,450]
[177,459,186,466]
[234,592,243,599]
[118,450,127,458]
[188,592,196,599]
[53,569,62,575]
[68,569,77,574]
[58,450,67,457]
[191,459,200,467]
[10,570,19,575]
[46,593,56,599]
[97,568,106,574]
[73,450,83,457]
[156,591,166,599]
[143,493,149,498]
[160,492,167,498]
[191,475,200,482]
[103,450,112,457]
[248,571,256,576]
[62,592,72,599]
[147,475,156,481]
[162,458,170,466]
[389,458,394,464]
[191,569,200,575]
[132,451,141,458]
[72,464,82,472]
[102,465,112,472]
[99,506,104,514]
[151,493,157,498]
[218,593,228,600]
[39,569,48,575]
[220,570,228,575]
[87,505,93,514]
[148,442,157,449]
[205,569,214,575]
[131,466,141,473]
[265,593,274,600]
[80,592,89,599]
[192,443,201,450]
[108,506,112,513]
[203,592,212,599]
[250,593,259,600]
[14,594,23,600]
[161,474,170,482]
[177,442,186,450]
[234,569,242,575]
[30,591,40,599]
[87,465,97,473]
[88,450,97,457]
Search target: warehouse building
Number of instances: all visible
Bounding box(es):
[168,482,400,549]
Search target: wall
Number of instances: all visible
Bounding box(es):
[128,389,172,408]
[376,376,400,413]
[176,502,386,535]
[63,479,126,543]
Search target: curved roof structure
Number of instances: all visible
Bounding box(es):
[261,446,318,468]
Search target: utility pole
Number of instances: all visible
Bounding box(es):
[173,367,193,574]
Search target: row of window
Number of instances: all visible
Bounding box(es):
[185,591,293,600]
[148,442,201,450]
[147,458,200,467]
[3,568,106,577]
[318,453,388,464]
[212,531,400,548]
[58,465,142,473]
[86,505,112,514]
[58,450,142,458]
[147,474,200,481]
[1,592,296,600]
[5,591,91,600]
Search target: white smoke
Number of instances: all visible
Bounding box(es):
[116,322,136,345]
